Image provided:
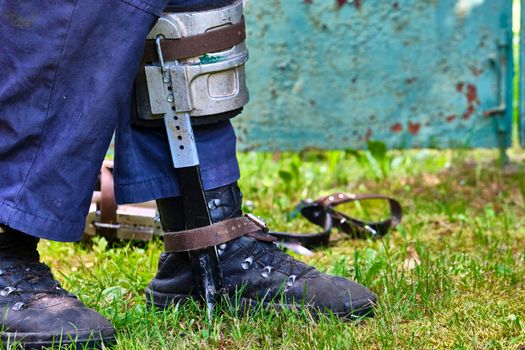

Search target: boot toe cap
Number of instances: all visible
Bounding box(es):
[295,275,377,318]
[2,296,115,345]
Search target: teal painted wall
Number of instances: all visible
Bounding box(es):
[235,0,513,151]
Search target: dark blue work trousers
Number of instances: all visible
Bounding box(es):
[0,0,240,242]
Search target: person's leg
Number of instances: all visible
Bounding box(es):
[0,0,167,347]
[149,182,377,318]
[0,0,166,242]
[121,0,377,318]
[114,120,240,203]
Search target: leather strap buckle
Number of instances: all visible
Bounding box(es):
[245,213,269,232]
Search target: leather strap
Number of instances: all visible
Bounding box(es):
[98,162,118,242]
[315,192,402,237]
[268,192,403,248]
[99,163,117,224]
[164,216,271,252]
[142,17,246,62]
[89,171,402,250]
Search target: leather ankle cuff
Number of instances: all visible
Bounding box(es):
[156,182,243,233]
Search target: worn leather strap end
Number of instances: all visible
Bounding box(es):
[164,216,268,252]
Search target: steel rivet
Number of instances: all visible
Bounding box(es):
[241,256,254,270]
[1,286,16,297]
[167,94,174,102]
[12,302,24,311]
[217,243,227,256]
[286,275,297,287]
[261,266,272,278]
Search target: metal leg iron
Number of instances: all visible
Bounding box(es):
[137,0,378,320]
[136,0,249,319]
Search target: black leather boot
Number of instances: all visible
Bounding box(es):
[147,184,377,318]
[0,226,115,349]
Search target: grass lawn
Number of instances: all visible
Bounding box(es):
[27,148,525,349]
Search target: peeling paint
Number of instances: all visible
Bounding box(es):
[390,123,403,133]
[455,0,485,18]
[199,54,223,64]
[365,128,372,140]
[455,82,480,120]
[237,0,512,151]
[408,122,421,135]
[463,105,475,120]
[466,84,478,104]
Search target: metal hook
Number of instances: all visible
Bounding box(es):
[155,35,166,72]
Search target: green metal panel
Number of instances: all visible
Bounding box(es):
[235,0,514,151]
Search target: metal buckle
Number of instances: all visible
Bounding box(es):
[364,225,378,237]
[93,222,121,229]
[245,213,268,232]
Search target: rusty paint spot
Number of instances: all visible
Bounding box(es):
[446,115,456,122]
[462,105,474,120]
[304,0,313,3]
[336,0,347,7]
[390,123,403,132]
[365,128,372,140]
[466,84,478,104]
[405,77,417,84]
[392,2,399,10]
[408,122,421,135]
[455,81,479,121]
[354,0,361,9]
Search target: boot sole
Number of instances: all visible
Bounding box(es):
[145,287,375,319]
[0,328,116,350]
